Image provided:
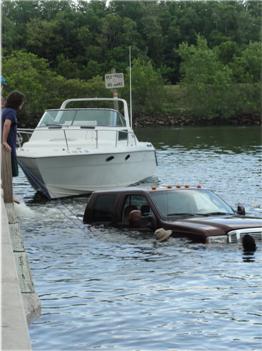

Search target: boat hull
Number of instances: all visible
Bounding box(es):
[17,150,157,199]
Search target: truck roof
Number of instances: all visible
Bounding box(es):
[91,185,204,195]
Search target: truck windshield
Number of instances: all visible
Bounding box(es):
[150,190,234,218]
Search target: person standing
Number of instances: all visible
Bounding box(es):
[2,90,25,178]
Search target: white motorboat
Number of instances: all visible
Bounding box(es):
[17,98,157,199]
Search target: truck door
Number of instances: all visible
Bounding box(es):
[120,194,156,229]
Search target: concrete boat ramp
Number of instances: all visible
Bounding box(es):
[2,201,41,350]
[1,147,41,350]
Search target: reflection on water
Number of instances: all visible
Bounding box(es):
[242,252,256,263]
[136,126,261,153]
[14,126,262,351]
[242,234,257,263]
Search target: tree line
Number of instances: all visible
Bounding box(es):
[2,0,261,126]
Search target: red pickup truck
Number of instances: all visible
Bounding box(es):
[83,186,262,243]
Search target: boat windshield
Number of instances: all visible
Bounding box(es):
[38,108,126,127]
[150,189,234,219]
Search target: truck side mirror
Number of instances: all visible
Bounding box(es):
[237,204,245,216]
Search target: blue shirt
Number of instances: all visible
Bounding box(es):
[2,107,17,151]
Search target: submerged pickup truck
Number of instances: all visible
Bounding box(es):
[83,186,262,243]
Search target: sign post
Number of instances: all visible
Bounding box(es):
[105,72,125,89]
[105,71,124,111]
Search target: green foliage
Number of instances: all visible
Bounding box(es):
[1,1,261,122]
[227,83,261,116]
[162,85,189,116]
[3,0,260,83]
[122,58,165,115]
[230,42,262,83]
[2,50,109,126]
[163,83,261,120]
[179,37,232,84]
[178,36,234,118]
[3,51,57,115]
[215,40,240,65]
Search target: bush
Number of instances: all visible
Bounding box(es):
[2,51,110,126]
[122,58,165,116]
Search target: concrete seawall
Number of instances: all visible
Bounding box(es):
[1,200,41,350]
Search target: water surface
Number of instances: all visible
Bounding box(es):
[15,126,262,350]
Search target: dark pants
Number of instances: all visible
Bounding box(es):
[11,149,18,177]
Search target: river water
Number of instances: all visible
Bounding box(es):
[14,126,261,351]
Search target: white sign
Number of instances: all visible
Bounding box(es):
[105,73,124,89]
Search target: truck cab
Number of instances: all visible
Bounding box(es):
[83,186,262,243]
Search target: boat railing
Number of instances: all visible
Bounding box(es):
[17,127,137,150]
[17,129,34,147]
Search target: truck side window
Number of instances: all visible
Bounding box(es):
[93,194,117,222]
[122,195,151,224]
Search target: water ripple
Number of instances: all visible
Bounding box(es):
[13,126,262,350]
